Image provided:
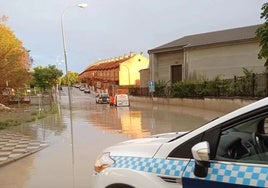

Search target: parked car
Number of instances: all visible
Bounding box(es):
[114,94,129,107]
[95,93,109,104]
[73,84,80,88]
[92,97,268,188]
[79,86,85,91]
[84,88,90,94]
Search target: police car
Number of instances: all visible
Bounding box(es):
[92,97,268,188]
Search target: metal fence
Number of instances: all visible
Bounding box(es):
[130,73,268,99]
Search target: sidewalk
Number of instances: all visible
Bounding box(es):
[0,130,48,167]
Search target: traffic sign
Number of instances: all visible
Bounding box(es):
[148,81,155,93]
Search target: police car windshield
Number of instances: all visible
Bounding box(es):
[169,117,220,142]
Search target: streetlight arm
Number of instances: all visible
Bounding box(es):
[60,3,87,111]
[78,3,88,8]
[61,3,88,55]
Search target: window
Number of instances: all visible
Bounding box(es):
[264,118,268,133]
[216,114,268,164]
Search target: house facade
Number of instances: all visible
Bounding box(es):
[148,25,266,84]
[79,52,149,95]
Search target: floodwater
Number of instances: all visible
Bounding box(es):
[0,88,224,188]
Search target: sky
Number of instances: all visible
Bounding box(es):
[0,0,266,73]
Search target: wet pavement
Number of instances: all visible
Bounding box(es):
[0,87,224,188]
[0,131,47,166]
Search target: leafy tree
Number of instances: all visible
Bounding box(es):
[32,65,63,91]
[0,20,32,89]
[256,2,268,70]
[60,71,79,85]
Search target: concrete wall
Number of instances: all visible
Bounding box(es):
[186,42,266,80]
[129,96,256,113]
[149,41,266,83]
[140,68,150,88]
[155,51,184,82]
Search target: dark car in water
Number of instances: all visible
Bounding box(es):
[95,93,109,104]
[84,88,90,94]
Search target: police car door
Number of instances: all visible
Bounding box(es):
[182,111,268,188]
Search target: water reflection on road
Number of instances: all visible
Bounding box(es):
[0,88,224,188]
[89,101,223,139]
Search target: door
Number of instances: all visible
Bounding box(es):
[171,65,182,83]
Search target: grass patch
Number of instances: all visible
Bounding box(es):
[37,114,46,119]
[0,103,60,130]
[31,112,38,116]
[0,120,21,130]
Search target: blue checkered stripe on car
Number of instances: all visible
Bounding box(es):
[183,160,268,187]
[111,156,189,177]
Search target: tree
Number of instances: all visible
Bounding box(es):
[60,71,79,86]
[0,16,32,105]
[32,65,63,91]
[0,20,32,89]
[256,2,268,70]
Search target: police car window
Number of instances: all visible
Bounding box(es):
[222,119,256,134]
[264,118,268,134]
[216,115,268,164]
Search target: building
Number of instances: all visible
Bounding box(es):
[79,52,149,95]
[148,24,266,84]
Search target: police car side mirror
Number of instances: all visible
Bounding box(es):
[191,141,210,178]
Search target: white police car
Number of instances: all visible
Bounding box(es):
[92,97,268,188]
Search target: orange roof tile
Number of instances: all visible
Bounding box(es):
[83,56,131,72]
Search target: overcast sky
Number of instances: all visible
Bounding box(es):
[0,0,266,73]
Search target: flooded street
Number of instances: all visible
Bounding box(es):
[0,87,224,188]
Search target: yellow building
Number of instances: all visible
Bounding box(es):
[79,52,149,94]
[119,52,149,86]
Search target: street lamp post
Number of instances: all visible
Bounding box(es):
[61,3,87,111]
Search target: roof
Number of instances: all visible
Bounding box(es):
[148,24,261,53]
[80,57,132,75]
[79,52,139,75]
